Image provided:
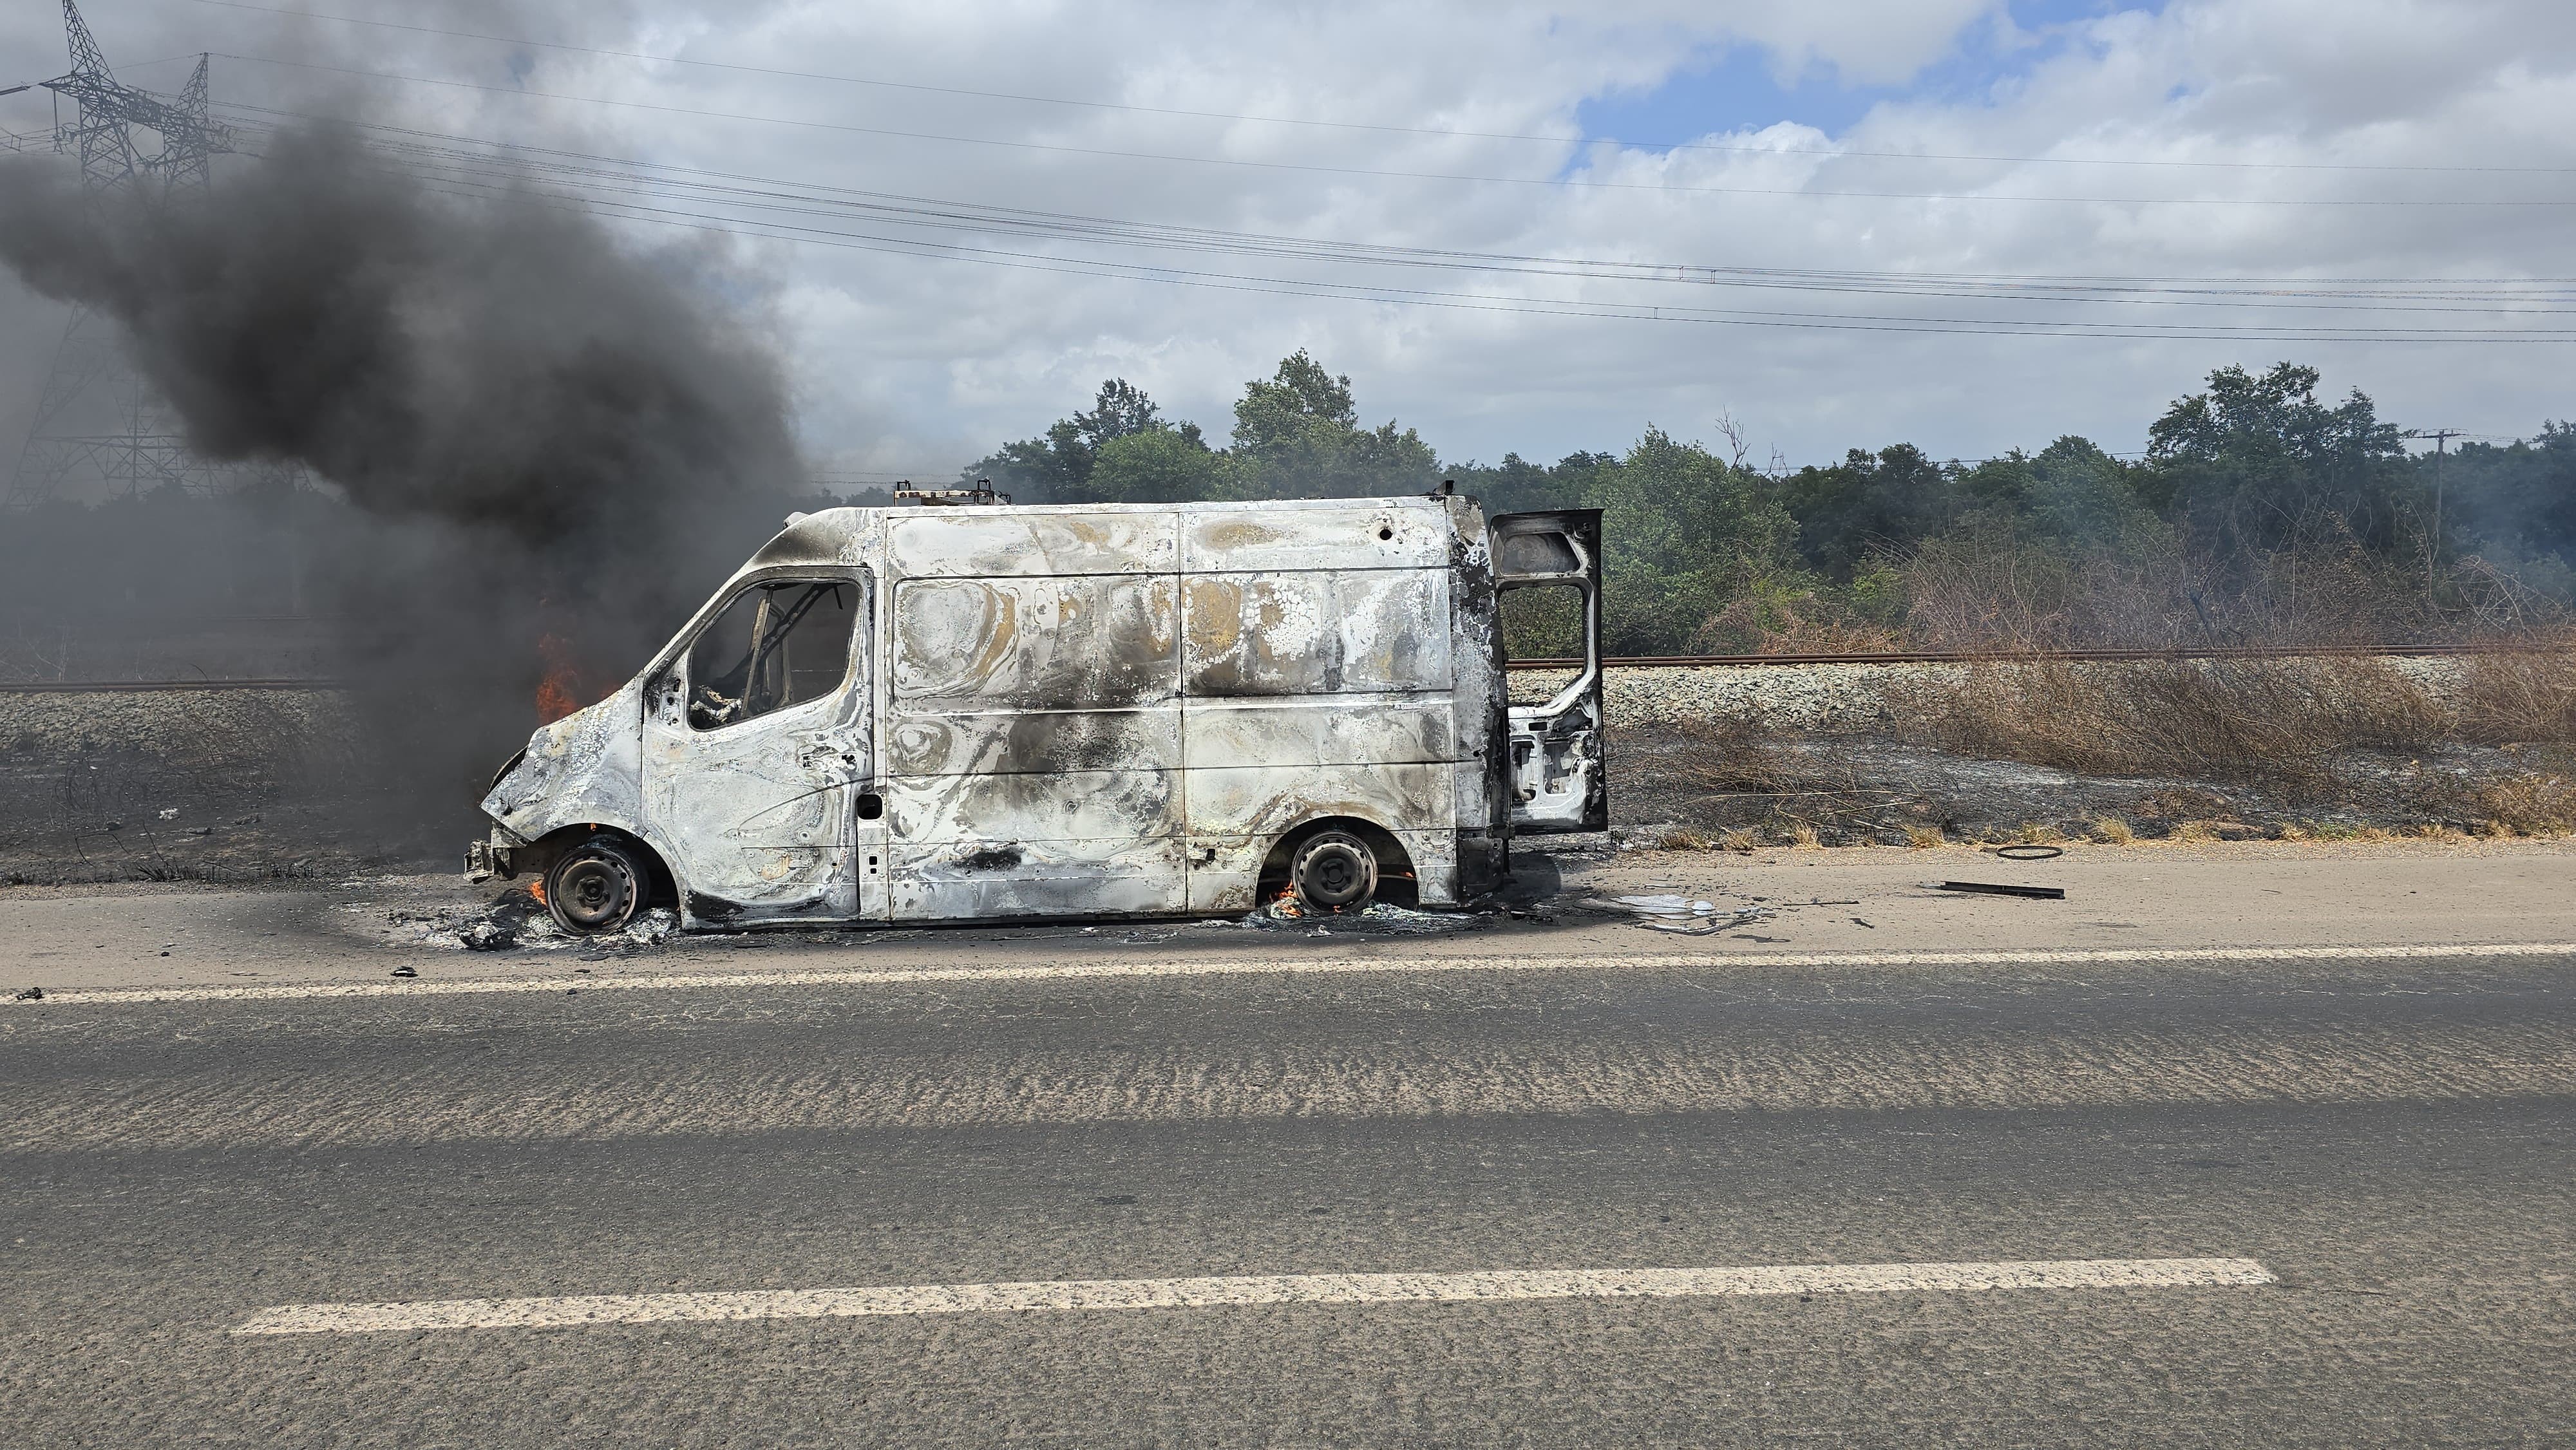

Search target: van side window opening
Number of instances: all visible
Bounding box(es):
[1499,582,1584,661]
[687,579,856,731]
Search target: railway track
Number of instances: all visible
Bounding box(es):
[0,641,2559,692]
[1504,641,2555,669]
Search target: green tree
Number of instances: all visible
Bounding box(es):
[2143,362,2418,557]
[1229,350,1441,498]
[1953,437,2164,554]
[1586,428,1799,653]
[1086,426,1232,504]
[1775,443,1956,581]
[963,377,1190,502]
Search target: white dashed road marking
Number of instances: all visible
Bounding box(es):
[17,941,2575,1006]
[232,1257,2275,1334]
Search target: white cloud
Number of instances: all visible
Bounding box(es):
[3,0,2573,484]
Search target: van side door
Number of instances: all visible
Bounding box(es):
[640,573,871,926]
[879,511,1188,919]
[1491,509,1607,834]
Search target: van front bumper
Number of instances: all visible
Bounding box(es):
[464,831,522,883]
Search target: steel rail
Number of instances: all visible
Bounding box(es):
[1504,641,2568,669]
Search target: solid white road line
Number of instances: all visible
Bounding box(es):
[231,1257,2275,1335]
[17,941,2576,1007]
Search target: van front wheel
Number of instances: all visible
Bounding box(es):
[1289,830,1378,913]
[545,838,645,935]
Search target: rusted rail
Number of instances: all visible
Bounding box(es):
[1503,642,2558,670]
[0,641,2559,692]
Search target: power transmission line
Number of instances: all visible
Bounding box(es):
[201,52,2576,209]
[194,101,2576,324]
[187,106,2576,343]
[323,163,2576,341]
[176,0,2576,178]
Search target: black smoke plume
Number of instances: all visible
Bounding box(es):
[0,124,805,845]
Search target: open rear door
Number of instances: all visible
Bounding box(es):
[1492,509,1607,834]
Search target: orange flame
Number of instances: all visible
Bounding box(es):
[535,632,586,725]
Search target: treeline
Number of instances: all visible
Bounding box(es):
[969,353,2576,655]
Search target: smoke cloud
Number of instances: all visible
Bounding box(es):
[0,123,808,841]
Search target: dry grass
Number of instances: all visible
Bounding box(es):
[2090,816,2135,844]
[1902,822,1946,849]
[1895,656,2457,788]
[1660,716,1836,795]
[2452,645,2576,744]
[2465,771,2576,835]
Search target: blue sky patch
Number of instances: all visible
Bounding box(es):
[1575,1,2154,151]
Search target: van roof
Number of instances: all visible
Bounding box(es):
[747,493,1466,571]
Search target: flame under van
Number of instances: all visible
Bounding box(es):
[466,492,1605,934]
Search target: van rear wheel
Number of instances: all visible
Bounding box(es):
[545,838,645,935]
[1289,830,1378,913]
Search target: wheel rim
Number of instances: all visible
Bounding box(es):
[1292,833,1376,911]
[551,854,635,931]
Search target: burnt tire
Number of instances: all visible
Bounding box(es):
[545,838,645,935]
[1289,829,1378,913]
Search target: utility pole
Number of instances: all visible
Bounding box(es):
[2419,428,2461,549]
[3,2,245,513]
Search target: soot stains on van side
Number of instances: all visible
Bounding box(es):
[954,843,1025,872]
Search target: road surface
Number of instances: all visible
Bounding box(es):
[3,844,2571,1444]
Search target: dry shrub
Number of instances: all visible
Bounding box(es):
[1660,715,1873,803]
[1899,657,2450,786]
[2090,816,2135,844]
[2452,645,2576,744]
[1902,822,1945,849]
[2466,771,2576,834]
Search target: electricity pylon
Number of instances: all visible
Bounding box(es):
[5,2,251,511]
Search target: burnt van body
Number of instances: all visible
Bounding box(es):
[467,493,1605,934]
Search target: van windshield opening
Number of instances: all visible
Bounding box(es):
[688,579,856,730]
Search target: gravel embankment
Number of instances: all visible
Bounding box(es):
[0,688,355,760]
[1515,657,2476,731]
[0,689,379,883]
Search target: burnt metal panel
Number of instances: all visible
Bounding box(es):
[889,511,1177,578]
[638,568,875,925]
[889,839,1189,919]
[1179,696,1452,770]
[880,766,1183,844]
[480,679,649,843]
[1183,569,1451,696]
[1179,498,1449,573]
[1185,760,1452,840]
[889,707,1182,778]
[893,576,1180,710]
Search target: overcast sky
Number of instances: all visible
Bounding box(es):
[5,0,2575,489]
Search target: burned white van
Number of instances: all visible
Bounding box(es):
[466,492,1605,934]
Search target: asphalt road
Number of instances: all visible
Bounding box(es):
[4,944,2571,1446]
